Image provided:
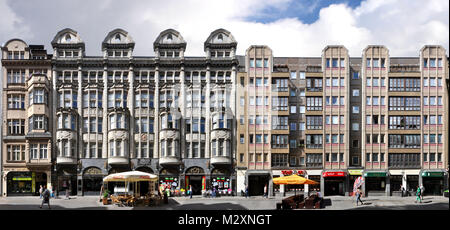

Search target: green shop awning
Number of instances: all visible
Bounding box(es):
[421,172,444,177]
[364,172,387,177]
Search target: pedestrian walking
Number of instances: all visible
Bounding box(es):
[400,185,405,197]
[415,185,422,203]
[189,185,193,199]
[163,187,169,204]
[40,186,51,209]
[263,184,268,198]
[356,188,364,206]
[420,185,424,200]
[245,185,249,198]
[39,185,43,199]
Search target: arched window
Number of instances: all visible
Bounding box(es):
[217,34,223,41]
[65,34,71,42]
[115,34,121,42]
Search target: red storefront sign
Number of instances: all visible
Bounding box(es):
[322,171,345,177]
[282,170,306,176]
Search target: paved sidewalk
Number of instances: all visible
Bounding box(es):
[0,195,448,210]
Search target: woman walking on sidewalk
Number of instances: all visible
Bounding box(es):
[356,189,364,206]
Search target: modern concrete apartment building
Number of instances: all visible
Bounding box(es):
[1,29,448,197]
[237,45,448,197]
[1,39,52,196]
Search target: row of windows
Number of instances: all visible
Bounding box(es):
[423,134,443,144]
[366,134,386,144]
[7,94,25,109]
[7,51,25,59]
[388,153,420,168]
[365,115,386,125]
[389,78,420,92]
[6,145,26,162]
[29,144,48,160]
[82,142,103,158]
[325,58,345,68]
[366,96,386,106]
[366,58,386,68]
[389,97,421,111]
[57,50,80,58]
[388,134,421,148]
[423,58,443,68]
[366,77,386,87]
[249,58,269,68]
[135,142,154,158]
[389,116,420,129]
[325,134,345,144]
[325,153,344,162]
[325,115,345,125]
[6,70,26,84]
[366,152,385,162]
[325,77,345,87]
[184,142,206,158]
[423,96,443,106]
[423,77,443,87]
[324,96,344,106]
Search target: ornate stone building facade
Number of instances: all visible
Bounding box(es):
[1,29,448,197]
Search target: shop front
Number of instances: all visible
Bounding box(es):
[6,171,33,196]
[135,167,155,195]
[307,174,321,192]
[364,171,387,196]
[159,167,180,196]
[185,167,206,195]
[322,171,346,196]
[246,171,271,196]
[57,168,77,197]
[211,167,232,196]
[421,171,445,195]
[277,170,307,196]
[348,169,363,196]
[389,175,403,196]
[406,175,419,196]
[82,167,104,196]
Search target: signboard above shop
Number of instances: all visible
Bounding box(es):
[282,170,306,176]
[322,171,345,177]
[364,172,387,177]
[421,172,444,177]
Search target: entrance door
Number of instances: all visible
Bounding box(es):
[324,179,344,196]
[423,177,443,195]
[248,175,269,196]
[83,177,103,195]
[189,176,203,195]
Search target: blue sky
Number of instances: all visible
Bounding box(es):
[246,0,364,24]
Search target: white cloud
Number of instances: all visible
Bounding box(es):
[0,0,32,46]
[0,0,448,57]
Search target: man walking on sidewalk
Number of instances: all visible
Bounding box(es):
[40,186,51,209]
[415,186,422,203]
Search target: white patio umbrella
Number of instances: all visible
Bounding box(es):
[103,171,158,195]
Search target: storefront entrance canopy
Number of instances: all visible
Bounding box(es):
[364,172,387,177]
[421,171,444,177]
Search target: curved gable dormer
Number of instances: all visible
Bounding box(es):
[102,29,135,58]
[153,29,186,58]
[51,28,85,58]
[205,29,237,59]
[1,39,29,59]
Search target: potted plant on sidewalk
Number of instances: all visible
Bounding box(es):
[102,189,110,205]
